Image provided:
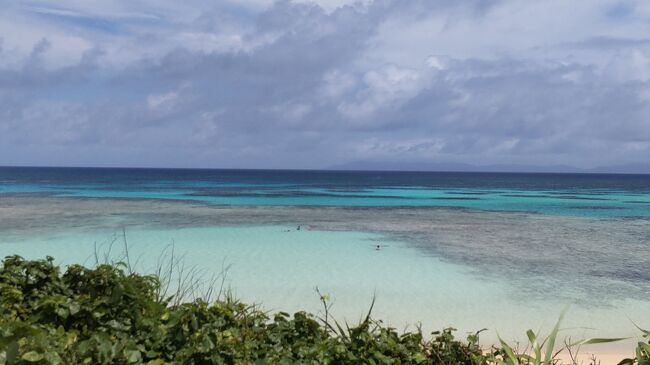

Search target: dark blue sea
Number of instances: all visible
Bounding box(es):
[2,166,650,218]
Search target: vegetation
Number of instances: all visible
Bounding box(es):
[0,255,647,365]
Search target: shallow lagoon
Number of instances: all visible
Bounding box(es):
[1,219,648,351]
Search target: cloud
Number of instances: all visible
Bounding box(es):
[147,91,178,111]
[1,0,650,169]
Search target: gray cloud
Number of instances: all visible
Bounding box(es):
[1,0,650,170]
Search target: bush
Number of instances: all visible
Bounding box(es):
[1,256,646,365]
[0,255,489,364]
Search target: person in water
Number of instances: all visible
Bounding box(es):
[297,225,301,231]
[375,245,381,250]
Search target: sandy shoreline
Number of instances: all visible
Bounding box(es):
[548,344,635,365]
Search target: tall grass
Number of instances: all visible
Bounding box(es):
[91,229,231,306]
[493,310,629,365]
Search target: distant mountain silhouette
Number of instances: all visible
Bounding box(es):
[585,163,650,174]
[328,161,650,174]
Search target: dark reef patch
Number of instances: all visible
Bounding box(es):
[501,194,554,198]
[569,206,625,210]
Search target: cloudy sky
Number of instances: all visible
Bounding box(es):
[1,0,650,170]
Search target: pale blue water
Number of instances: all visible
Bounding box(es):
[1,224,646,346]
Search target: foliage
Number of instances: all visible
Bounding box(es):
[491,312,634,365]
[0,256,643,365]
[617,326,650,365]
[0,256,490,365]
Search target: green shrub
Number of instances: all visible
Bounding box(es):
[0,255,490,364]
[1,255,644,365]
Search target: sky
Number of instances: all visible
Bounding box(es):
[1,0,650,170]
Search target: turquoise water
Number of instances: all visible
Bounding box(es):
[67,187,649,217]
[2,167,650,218]
[4,184,650,218]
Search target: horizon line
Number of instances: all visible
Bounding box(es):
[1,164,649,176]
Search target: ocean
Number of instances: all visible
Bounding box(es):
[1,166,649,350]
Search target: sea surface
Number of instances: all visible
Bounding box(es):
[1,166,649,351]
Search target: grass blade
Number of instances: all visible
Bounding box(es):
[573,337,630,346]
[543,310,566,365]
[527,329,542,361]
[498,335,520,365]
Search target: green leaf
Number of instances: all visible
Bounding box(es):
[68,302,80,315]
[55,307,69,319]
[543,310,566,365]
[526,329,541,361]
[44,351,63,365]
[640,342,650,351]
[124,349,142,363]
[5,341,19,364]
[633,323,650,337]
[576,337,629,345]
[410,353,426,363]
[21,351,44,362]
[498,335,520,365]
